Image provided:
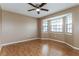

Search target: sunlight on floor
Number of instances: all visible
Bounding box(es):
[42,44,49,56]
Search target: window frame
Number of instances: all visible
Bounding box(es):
[42,13,72,34]
[50,18,63,32]
[42,20,48,32]
[64,14,72,34]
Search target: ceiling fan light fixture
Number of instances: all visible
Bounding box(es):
[36,9,40,11]
[28,3,48,14]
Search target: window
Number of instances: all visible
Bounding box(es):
[42,20,48,32]
[42,13,72,33]
[51,18,63,32]
[65,15,72,33]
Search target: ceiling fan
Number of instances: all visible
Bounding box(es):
[28,3,49,14]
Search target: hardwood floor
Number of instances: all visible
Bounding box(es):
[0,39,79,56]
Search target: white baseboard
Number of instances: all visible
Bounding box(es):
[41,38,79,50]
[0,38,41,51]
[0,38,79,51]
[0,38,40,47]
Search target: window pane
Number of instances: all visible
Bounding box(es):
[65,15,72,33]
[51,18,63,32]
[43,20,48,32]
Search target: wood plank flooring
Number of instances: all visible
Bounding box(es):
[0,39,79,56]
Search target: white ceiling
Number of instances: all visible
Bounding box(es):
[0,3,79,18]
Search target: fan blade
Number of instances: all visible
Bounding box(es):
[28,9,35,11]
[28,3,37,8]
[39,3,47,7]
[41,8,49,11]
[37,11,40,14]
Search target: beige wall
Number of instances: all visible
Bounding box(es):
[37,18,41,38]
[0,6,2,45]
[1,11,38,44]
[40,6,79,48]
[0,6,2,33]
[72,9,79,48]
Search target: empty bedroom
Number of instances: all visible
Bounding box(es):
[0,3,79,56]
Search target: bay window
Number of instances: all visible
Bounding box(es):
[42,13,72,34]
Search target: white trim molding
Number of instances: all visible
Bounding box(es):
[0,38,79,51]
[41,38,79,50]
[0,38,39,47]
